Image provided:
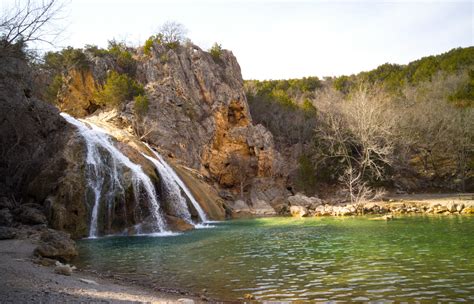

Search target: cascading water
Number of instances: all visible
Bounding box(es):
[60,113,168,237]
[142,153,194,224]
[144,144,209,223]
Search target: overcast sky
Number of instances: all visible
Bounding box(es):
[4,0,473,79]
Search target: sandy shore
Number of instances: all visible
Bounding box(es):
[0,239,201,304]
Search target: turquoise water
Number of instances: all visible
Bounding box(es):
[76,216,474,301]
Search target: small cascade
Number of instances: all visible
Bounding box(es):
[143,153,194,224]
[61,113,168,237]
[144,144,209,223]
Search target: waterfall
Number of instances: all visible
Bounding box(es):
[142,154,194,224]
[61,113,168,237]
[144,144,209,223]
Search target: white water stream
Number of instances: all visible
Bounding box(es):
[143,144,209,224]
[61,113,169,237]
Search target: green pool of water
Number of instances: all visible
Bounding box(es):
[76,216,474,301]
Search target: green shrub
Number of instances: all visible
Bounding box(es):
[270,89,295,108]
[45,74,63,104]
[209,42,223,61]
[449,69,474,108]
[84,44,109,57]
[107,40,136,76]
[133,94,149,115]
[333,75,352,94]
[144,37,154,56]
[95,71,144,107]
[43,47,89,72]
[302,98,316,114]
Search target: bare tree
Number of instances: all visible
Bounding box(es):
[314,84,397,203]
[0,0,64,54]
[159,21,187,47]
[228,152,255,200]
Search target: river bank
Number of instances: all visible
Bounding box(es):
[0,239,202,303]
[286,193,474,217]
[1,194,473,303]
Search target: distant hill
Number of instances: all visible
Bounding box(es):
[244,47,474,195]
[333,47,474,98]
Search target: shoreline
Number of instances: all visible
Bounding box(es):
[287,193,474,218]
[0,239,204,303]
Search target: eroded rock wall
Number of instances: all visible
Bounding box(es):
[0,55,88,238]
[54,43,289,216]
[136,44,286,207]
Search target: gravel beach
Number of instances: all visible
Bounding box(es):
[0,239,199,304]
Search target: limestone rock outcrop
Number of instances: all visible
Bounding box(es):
[136,44,282,187]
[55,42,287,215]
[290,206,308,218]
[287,193,322,210]
[34,229,78,262]
[1,53,227,239]
[57,69,98,117]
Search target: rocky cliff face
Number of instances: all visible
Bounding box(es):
[137,44,280,181]
[0,54,226,239]
[57,43,289,214]
[0,56,75,206]
[0,55,87,238]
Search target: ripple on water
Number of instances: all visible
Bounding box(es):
[76,216,474,302]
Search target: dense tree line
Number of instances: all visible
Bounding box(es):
[333,47,474,97]
[245,47,474,199]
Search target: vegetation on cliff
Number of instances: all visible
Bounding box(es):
[95,71,144,106]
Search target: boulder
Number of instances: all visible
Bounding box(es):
[338,207,352,216]
[54,261,76,276]
[461,207,474,214]
[287,193,322,209]
[0,227,16,240]
[313,205,325,216]
[272,203,289,215]
[446,202,457,213]
[456,203,465,213]
[290,206,308,218]
[347,205,357,214]
[434,205,448,214]
[251,200,277,216]
[13,205,47,225]
[324,205,334,216]
[34,229,78,262]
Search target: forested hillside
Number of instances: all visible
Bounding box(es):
[245,47,474,200]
